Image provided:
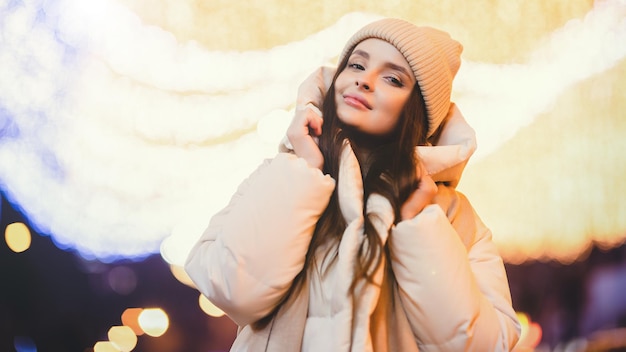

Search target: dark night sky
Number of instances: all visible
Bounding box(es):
[2,191,625,351]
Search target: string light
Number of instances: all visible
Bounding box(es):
[198,294,225,318]
[138,308,169,337]
[4,222,31,253]
[108,326,137,352]
[0,0,625,268]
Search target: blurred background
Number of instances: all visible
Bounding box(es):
[1,0,625,351]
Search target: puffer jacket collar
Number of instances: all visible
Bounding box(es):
[418,103,476,188]
[280,103,476,188]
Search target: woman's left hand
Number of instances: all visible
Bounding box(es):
[400,163,437,220]
[286,105,324,170]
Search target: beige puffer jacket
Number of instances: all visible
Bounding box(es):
[185,68,521,351]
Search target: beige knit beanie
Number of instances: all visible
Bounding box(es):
[339,18,463,138]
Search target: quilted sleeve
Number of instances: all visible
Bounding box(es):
[185,153,335,327]
[388,188,521,351]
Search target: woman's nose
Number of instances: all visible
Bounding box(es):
[355,76,373,91]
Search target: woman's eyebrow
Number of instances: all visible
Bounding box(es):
[351,49,413,81]
[385,62,412,80]
[352,49,370,59]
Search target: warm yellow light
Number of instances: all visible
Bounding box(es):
[257,109,291,145]
[108,326,137,352]
[138,308,169,337]
[5,222,31,253]
[516,312,530,330]
[169,264,195,288]
[513,312,543,351]
[93,341,120,352]
[198,294,225,317]
[121,308,144,336]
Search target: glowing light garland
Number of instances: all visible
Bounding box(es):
[0,0,625,264]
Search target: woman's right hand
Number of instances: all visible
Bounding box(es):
[286,105,324,170]
[400,162,438,221]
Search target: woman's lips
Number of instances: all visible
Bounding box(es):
[343,94,371,110]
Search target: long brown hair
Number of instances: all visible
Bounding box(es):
[252,46,429,330]
[314,50,429,289]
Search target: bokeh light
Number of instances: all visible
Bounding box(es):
[137,308,169,337]
[256,109,292,145]
[93,341,120,352]
[121,308,144,336]
[108,325,137,352]
[107,266,137,295]
[514,312,543,351]
[13,335,36,352]
[0,0,624,267]
[169,264,195,288]
[198,293,225,318]
[5,222,31,253]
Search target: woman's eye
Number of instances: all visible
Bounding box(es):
[348,63,365,70]
[386,76,404,87]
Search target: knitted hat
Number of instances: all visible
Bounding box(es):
[339,18,463,138]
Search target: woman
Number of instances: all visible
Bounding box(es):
[186,18,521,351]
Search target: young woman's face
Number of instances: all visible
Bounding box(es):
[334,38,416,136]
